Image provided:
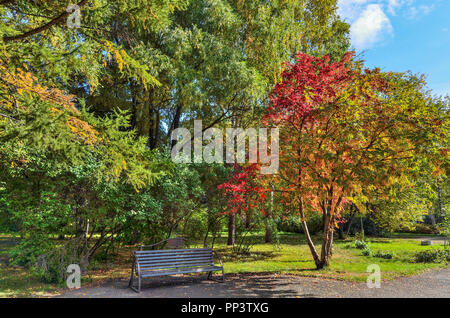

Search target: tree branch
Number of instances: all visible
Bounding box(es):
[3,0,88,42]
[0,0,15,6]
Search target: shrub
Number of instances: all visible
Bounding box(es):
[277,213,323,235]
[413,249,450,263]
[354,240,368,250]
[354,231,365,241]
[343,243,353,249]
[411,223,441,235]
[373,250,394,259]
[362,248,371,256]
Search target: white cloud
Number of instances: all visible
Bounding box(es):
[337,0,437,49]
[350,4,393,50]
[406,4,434,20]
[338,0,371,22]
[387,0,401,15]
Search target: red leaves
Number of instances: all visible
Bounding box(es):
[218,52,363,218]
[265,52,355,127]
[218,163,266,215]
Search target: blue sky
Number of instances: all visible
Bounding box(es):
[337,0,450,97]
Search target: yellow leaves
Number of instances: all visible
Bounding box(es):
[100,40,160,90]
[103,40,125,71]
[111,158,128,179]
[0,59,100,146]
[66,117,99,146]
[432,166,444,178]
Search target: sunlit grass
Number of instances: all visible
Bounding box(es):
[0,231,448,297]
[0,233,62,298]
[211,232,447,282]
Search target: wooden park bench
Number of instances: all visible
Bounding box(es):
[128,237,224,293]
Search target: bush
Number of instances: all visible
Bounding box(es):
[411,223,441,235]
[354,240,368,249]
[277,213,323,235]
[362,248,371,256]
[373,250,394,259]
[413,249,450,263]
[343,243,353,249]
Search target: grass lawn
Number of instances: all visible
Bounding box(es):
[0,231,448,297]
[0,234,61,297]
[212,232,448,282]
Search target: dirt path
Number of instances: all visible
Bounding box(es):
[58,268,450,298]
[400,236,449,246]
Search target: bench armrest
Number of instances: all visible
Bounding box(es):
[212,250,223,267]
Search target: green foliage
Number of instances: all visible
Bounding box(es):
[361,248,371,256]
[409,223,441,235]
[442,210,450,238]
[354,240,369,250]
[276,213,323,235]
[413,249,450,263]
[373,250,394,259]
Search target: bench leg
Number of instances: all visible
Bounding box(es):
[138,274,141,293]
[128,264,134,287]
[207,270,224,283]
[129,263,141,293]
[129,275,141,293]
[128,274,134,289]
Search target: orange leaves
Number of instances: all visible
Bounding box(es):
[0,59,99,146]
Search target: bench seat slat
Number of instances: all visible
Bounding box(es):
[136,249,211,255]
[137,256,212,265]
[135,248,211,254]
[138,258,213,267]
[140,266,223,277]
[135,251,212,259]
[136,253,211,261]
[139,262,214,271]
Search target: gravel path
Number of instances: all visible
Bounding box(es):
[58,268,450,298]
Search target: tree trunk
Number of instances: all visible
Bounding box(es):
[149,109,160,150]
[170,104,182,148]
[244,213,251,229]
[337,222,344,239]
[318,212,333,269]
[298,197,321,267]
[227,213,235,246]
[265,186,274,243]
[265,225,273,243]
[360,216,365,240]
[437,178,443,218]
[345,204,356,235]
[430,214,436,226]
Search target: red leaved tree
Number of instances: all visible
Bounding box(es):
[264,52,446,268]
[219,52,446,268]
[218,163,267,245]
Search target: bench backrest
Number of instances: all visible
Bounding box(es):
[134,248,214,273]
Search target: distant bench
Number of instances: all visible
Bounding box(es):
[128,239,224,293]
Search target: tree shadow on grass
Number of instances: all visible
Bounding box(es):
[218,250,277,262]
[91,272,322,298]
